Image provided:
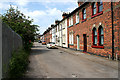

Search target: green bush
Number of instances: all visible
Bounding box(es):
[8,48,29,78]
[24,42,33,52]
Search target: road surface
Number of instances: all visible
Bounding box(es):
[25,42,118,78]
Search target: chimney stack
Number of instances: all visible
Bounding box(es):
[77,0,84,7]
[51,24,54,28]
[55,20,60,25]
[62,12,68,19]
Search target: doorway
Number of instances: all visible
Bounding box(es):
[77,35,80,50]
[83,34,87,52]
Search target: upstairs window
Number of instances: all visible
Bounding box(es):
[69,17,71,26]
[93,28,97,45]
[76,12,79,23]
[98,2,103,13]
[92,2,97,15]
[71,16,73,25]
[69,31,74,44]
[69,16,73,26]
[82,8,86,20]
[98,26,104,46]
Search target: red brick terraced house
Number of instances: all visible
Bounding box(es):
[67,2,120,60]
[43,27,52,44]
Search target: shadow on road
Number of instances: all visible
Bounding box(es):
[31,49,50,55]
[32,46,45,48]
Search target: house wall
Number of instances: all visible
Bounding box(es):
[56,25,59,46]
[44,30,52,44]
[67,2,120,58]
[62,19,68,48]
[52,27,56,43]
[59,24,62,47]
[112,2,120,59]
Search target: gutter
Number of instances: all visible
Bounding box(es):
[111,2,114,60]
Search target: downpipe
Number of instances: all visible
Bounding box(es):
[111,2,115,60]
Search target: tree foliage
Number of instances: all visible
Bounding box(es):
[2,5,39,49]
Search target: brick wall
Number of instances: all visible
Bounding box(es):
[44,30,52,44]
[67,2,120,58]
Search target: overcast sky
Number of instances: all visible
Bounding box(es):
[0,0,78,34]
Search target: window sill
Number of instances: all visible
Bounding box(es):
[91,45,104,49]
[69,44,74,46]
[68,25,73,27]
[75,22,79,25]
[91,11,103,18]
[82,18,87,23]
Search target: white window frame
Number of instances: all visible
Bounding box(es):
[69,34,71,44]
[76,12,79,23]
[72,33,73,44]
[50,30,51,34]
[69,17,71,26]
[69,16,73,26]
[69,32,74,44]
[71,16,73,25]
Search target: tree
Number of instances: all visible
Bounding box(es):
[2,5,39,49]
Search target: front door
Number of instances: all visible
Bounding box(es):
[77,35,80,50]
[83,34,87,52]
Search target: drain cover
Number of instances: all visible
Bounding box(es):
[59,51,63,53]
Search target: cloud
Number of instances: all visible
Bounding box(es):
[15,0,29,6]
[1,0,77,3]
[0,2,9,11]
[67,6,78,12]
[0,0,78,34]
[17,7,62,34]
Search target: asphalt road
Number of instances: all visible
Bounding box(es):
[25,42,118,78]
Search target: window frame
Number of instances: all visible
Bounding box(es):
[92,2,97,15]
[82,8,86,20]
[98,26,104,46]
[69,16,73,26]
[97,2,103,13]
[91,2,103,18]
[69,17,71,26]
[71,16,73,25]
[76,12,79,23]
[72,33,74,44]
[93,28,97,45]
[92,26,104,49]
[69,32,74,45]
[69,33,71,44]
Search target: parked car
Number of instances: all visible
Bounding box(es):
[46,42,57,48]
[42,41,46,45]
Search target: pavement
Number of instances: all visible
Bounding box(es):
[58,47,119,70]
[25,42,119,78]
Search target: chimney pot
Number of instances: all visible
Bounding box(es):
[62,12,68,19]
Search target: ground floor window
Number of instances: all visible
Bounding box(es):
[92,25,104,48]
[69,31,74,44]
[93,27,97,45]
[98,26,104,46]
